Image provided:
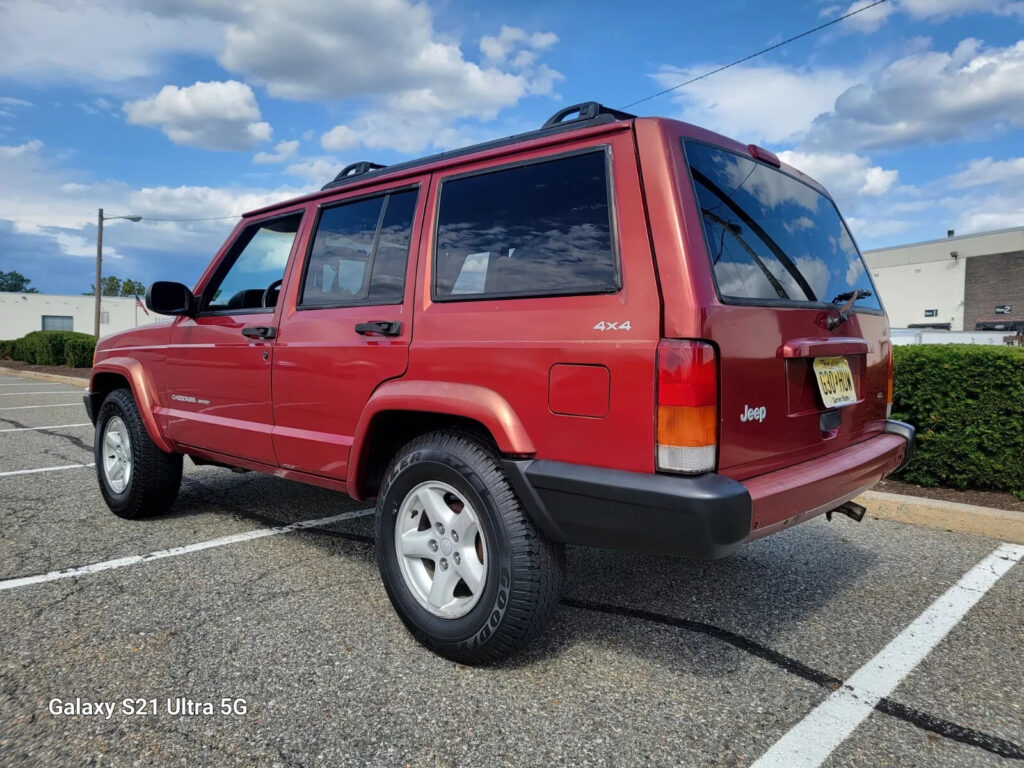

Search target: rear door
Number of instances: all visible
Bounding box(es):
[270,178,425,481]
[679,139,890,479]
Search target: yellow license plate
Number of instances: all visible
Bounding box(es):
[813,356,857,408]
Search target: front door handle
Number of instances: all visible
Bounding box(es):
[241,326,277,340]
[355,321,402,337]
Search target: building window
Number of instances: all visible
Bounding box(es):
[100,311,110,324]
[42,315,74,331]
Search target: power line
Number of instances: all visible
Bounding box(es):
[620,0,889,110]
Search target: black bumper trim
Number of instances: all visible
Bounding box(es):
[83,391,100,424]
[501,459,752,559]
[883,419,915,472]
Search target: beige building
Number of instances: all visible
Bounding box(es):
[0,293,164,340]
[863,226,1024,331]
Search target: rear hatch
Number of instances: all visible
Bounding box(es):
[680,140,891,480]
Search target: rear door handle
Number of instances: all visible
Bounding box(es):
[355,321,402,336]
[241,326,277,340]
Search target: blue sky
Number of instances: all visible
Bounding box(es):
[1,0,1022,294]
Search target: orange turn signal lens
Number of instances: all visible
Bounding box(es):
[657,404,716,448]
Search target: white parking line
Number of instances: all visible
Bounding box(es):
[0,463,95,477]
[0,423,92,433]
[750,542,1024,768]
[0,382,66,387]
[0,507,376,591]
[0,403,81,411]
[0,390,80,396]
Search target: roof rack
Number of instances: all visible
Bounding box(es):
[320,101,635,192]
[321,161,388,190]
[541,102,635,129]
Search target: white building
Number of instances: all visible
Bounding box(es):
[863,226,1024,331]
[0,293,164,340]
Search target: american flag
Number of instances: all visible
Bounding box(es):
[135,295,149,316]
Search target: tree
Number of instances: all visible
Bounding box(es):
[85,276,136,296]
[0,270,40,293]
[120,279,146,296]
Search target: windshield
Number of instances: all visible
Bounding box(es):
[683,141,881,311]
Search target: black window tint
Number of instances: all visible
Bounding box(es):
[301,189,418,307]
[684,141,881,310]
[204,213,302,313]
[434,151,617,300]
[368,190,418,302]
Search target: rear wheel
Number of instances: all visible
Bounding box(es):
[94,388,183,519]
[376,431,564,663]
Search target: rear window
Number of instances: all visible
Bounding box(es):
[684,141,881,311]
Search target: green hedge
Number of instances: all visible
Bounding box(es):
[3,331,96,368]
[892,344,1024,496]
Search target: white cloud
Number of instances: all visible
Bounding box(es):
[253,140,300,164]
[0,0,221,84]
[283,158,343,186]
[479,26,558,64]
[214,0,559,112]
[778,150,899,199]
[945,156,1024,188]
[652,63,855,145]
[806,39,1024,151]
[834,0,898,33]
[0,137,309,275]
[840,0,1024,32]
[0,97,32,108]
[124,80,272,151]
[321,125,360,152]
[0,139,43,158]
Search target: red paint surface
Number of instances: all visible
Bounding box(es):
[91,114,900,543]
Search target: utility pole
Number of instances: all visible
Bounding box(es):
[94,207,103,338]
[94,209,142,338]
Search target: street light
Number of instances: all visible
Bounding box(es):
[95,208,142,338]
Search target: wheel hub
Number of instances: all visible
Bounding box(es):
[101,416,133,494]
[394,481,488,619]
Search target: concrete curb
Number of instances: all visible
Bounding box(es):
[855,489,1024,544]
[0,365,89,388]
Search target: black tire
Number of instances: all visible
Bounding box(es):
[376,430,564,664]
[94,388,183,519]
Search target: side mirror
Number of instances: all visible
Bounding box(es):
[146,281,196,316]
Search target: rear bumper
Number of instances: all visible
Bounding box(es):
[503,419,914,558]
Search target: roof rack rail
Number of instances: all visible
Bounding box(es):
[322,161,388,190]
[541,101,635,129]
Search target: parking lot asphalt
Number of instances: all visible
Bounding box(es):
[1,372,1021,767]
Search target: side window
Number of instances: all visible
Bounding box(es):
[203,213,303,313]
[300,188,418,307]
[433,150,618,300]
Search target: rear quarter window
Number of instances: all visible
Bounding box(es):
[684,141,881,312]
[433,149,619,301]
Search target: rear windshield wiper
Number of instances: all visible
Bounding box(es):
[830,289,872,304]
[827,289,872,330]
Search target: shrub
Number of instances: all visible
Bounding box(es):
[892,344,1024,495]
[5,330,96,368]
[0,339,12,360]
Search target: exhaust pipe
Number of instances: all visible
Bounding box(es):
[826,501,867,523]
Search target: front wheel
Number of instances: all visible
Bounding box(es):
[95,388,183,519]
[376,431,564,664]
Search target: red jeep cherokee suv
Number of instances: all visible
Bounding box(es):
[85,102,914,663]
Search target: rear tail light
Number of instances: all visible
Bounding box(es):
[656,340,717,474]
[885,342,894,419]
